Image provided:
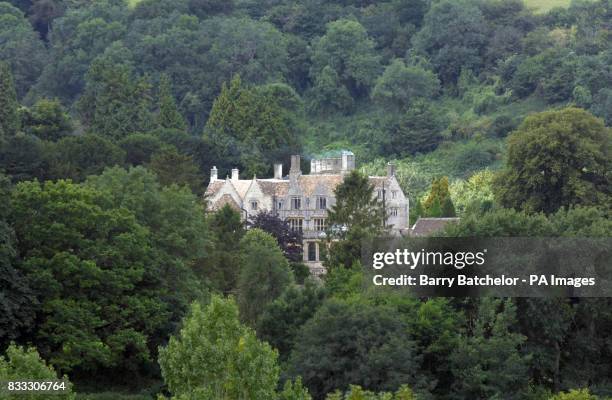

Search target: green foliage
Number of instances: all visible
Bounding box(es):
[78,60,154,140]
[326,170,386,268]
[372,59,440,110]
[0,344,75,399]
[495,108,611,214]
[9,180,165,373]
[450,298,530,399]
[412,0,488,84]
[280,377,312,400]
[205,204,245,293]
[310,19,381,97]
[0,61,20,138]
[237,228,293,326]
[148,147,203,194]
[325,384,418,400]
[258,281,326,361]
[549,389,599,400]
[46,134,126,182]
[422,176,456,217]
[0,3,46,97]
[156,75,186,131]
[449,170,495,216]
[119,133,164,166]
[386,100,445,157]
[308,66,353,114]
[158,297,280,400]
[205,75,303,176]
[287,299,422,399]
[22,99,73,141]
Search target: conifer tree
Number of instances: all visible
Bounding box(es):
[156,74,187,131]
[0,62,20,139]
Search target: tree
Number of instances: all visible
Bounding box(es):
[46,134,125,182]
[548,389,599,400]
[78,60,154,140]
[206,204,245,294]
[158,297,280,400]
[205,76,303,176]
[0,3,47,97]
[0,344,75,400]
[0,134,48,182]
[0,62,20,139]
[21,98,73,141]
[326,170,386,268]
[423,177,456,218]
[450,298,529,399]
[372,59,440,110]
[287,299,422,399]
[308,66,353,114]
[237,229,293,325]
[258,282,326,361]
[326,385,418,400]
[0,175,35,348]
[148,147,204,194]
[9,180,164,373]
[310,19,381,97]
[249,210,303,262]
[86,166,210,339]
[119,133,164,166]
[411,0,488,84]
[495,108,611,214]
[387,100,444,157]
[280,377,312,400]
[156,74,187,131]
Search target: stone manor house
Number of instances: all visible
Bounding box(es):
[205,151,409,276]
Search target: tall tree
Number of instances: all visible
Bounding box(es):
[423,177,456,217]
[156,74,187,131]
[326,170,386,268]
[148,147,204,194]
[450,298,529,399]
[78,60,154,140]
[158,297,280,400]
[0,62,20,139]
[310,19,381,97]
[21,98,73,141]
[237,229,293,326]
[495,108,611,214]
[9,180,164,374]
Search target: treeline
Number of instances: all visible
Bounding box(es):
[0,0,610,181]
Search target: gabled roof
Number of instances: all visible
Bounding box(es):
[410,218,460,237]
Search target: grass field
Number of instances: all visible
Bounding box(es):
[523,0,572,13]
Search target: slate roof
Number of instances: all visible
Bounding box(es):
[205,174,394,200]
[410,218,460,237]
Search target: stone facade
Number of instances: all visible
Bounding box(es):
[205,152,409,276]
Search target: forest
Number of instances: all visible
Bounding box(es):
[0,0,611,398]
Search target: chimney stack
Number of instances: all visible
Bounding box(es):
[231,168,239,181]
[210,166,218,182]
[290,155,301,175]
[274,163,283,179]
[387,162,396,177]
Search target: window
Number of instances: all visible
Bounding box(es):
[377,190,382,199]
[314,218,327,232]
[250,200,258,210]
[277,200,283,210]
[288,218,303,232]
[291,197,301,210]
[392,190,397,199]
[390,207,398,217]
[317,197,327,209]
[307,242,317,262]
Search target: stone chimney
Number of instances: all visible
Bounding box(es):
[210,166,218,182]
[290,155,301,176]
[231,168,239,181]
[274,163,283,179]
[387,162,396,177]
[341,151,355,173]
